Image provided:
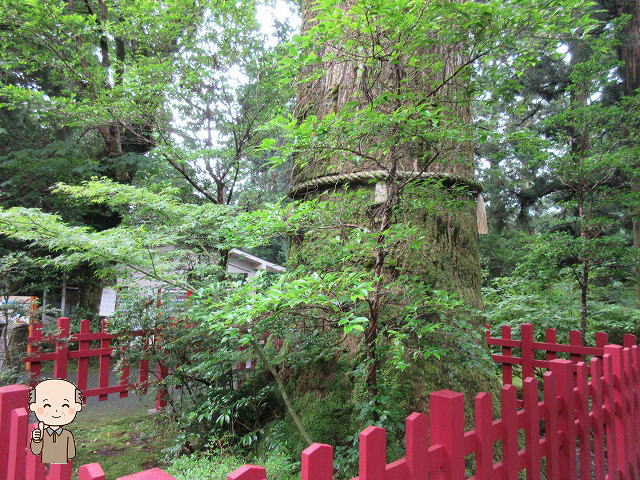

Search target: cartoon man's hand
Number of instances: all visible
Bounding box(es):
[32,422,43,442]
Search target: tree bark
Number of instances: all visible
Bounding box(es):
[616,0,640,300]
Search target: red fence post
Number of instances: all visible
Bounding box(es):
[54,317,71,379]
[523,377,541,480]
[520,323,535,380]
[359,426,386,480]
[301,443,333,480]
[227,465,267,480]
[575,361,591,480]
[474,393,493,480]
[99,319,112,401]
[631,345,640,475]
[602,352,619,479]
[7,407,28,480]
[501,326,513,385]
[590,357,606,480]
[545,328,557,362]
[549,359,577,480]
[406,412,428,480]
[26,423,46,480]
[543,370,560,480]
[79,463,106,480]
[77,319,91,399]
[500,384,519,480]
[429,390,464,480]
[569,330,583,363]
[0,384,29,476]
[28,322,43,384]
[605,344,631,479]
[48,462,73,480]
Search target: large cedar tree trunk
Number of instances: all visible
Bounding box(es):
[281,0,492,454]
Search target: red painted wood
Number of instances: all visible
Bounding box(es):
[430,390,464,480]
[54,317,70,379]
[543,371,560,480]
[359,426,386,480]
[632,346,640,474]
[0,384,29,475]
[406,412,428,480]
[501,326,513,386]
[569,330,583,363]
[545,329,557,361]
[99,319,111,401]
[602,352,619,479]
[575,362,591,480]
[29,322,43,384]
[7,407,28,480]
[623,347,638,479]
[26,423,46,480]
[590,357,606,480]
[606,345,628,478]
[116,467,177,479]
[474,392,493,480]
[301,443,333,480]
[499,384,519,480]
[595,332,608,348]
[79,463,106,480]
[549,359,577,480]
[77,319,91,398]
[521,323,535,380]
[523,377,541,480]
[47,462,73,480]
[227,465,267,480]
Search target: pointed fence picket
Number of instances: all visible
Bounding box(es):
[228,324,640,480]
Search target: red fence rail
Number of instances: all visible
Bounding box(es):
[23,317,168,410]
[484,323,639,388]
[228,327,640,480]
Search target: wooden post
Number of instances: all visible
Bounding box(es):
[523,377,541,480]
[77,319,91,401]
[79,463,106,480]
[474,393,493,480]
[575,362,591,480]
[227,465,267,480]
[543,371,560,480]
[7,407,28,480]
[500,384,519,480]
[430,390,465,480]
[406,412,428,480]
[520,323,535,380]
[501,326,513,385]
[549,359,577,480]
[54,317,70,379]
[590,357,606,480]
[0,384,29,476]
[605,345,629,478]
[99,319,111,401]
[359,426,386,480]
[602,352,619,479]
[301,443,333,480]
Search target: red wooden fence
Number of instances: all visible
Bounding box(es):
[23,317,168,411]
[484,323,625,387]
[0,384,177,479]
[228,327,640,480]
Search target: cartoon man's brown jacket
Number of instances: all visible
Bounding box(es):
[30,424,76,464]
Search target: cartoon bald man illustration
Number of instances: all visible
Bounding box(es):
[29,379,82,464]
